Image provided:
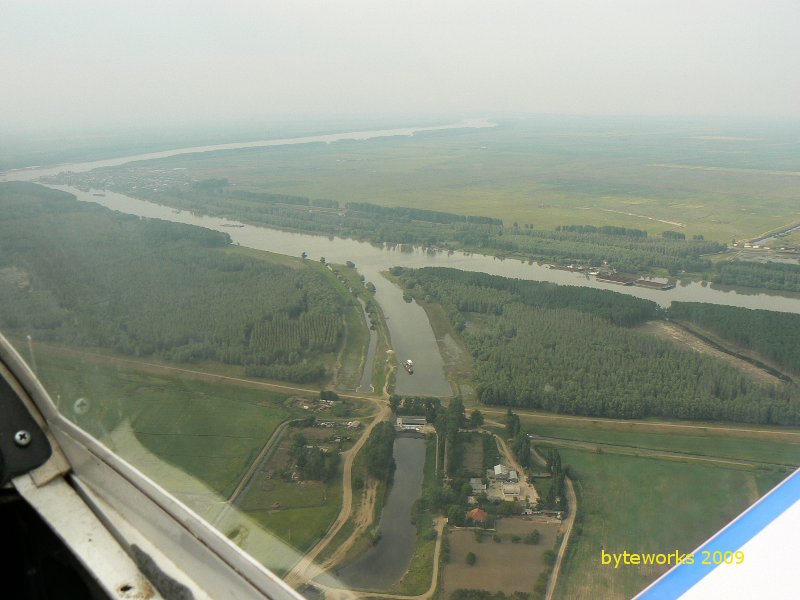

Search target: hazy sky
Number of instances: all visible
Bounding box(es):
[2,0,799,134]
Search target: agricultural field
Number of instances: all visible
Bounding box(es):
[237,422,357,553]
[462,433,485,476]
[27,344,305,500]
[82,118,800,244]
[442,519,560,598]
[549,447,789,600]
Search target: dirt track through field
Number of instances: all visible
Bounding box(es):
[284,396,391,589]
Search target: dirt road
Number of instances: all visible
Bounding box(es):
[546,477,576,600]
[479,407,800,439]
[533,436,792,468]
[494,434,539,503]
[284,396,391,589]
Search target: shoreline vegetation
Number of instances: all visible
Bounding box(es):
[392,267,800,426]
[36,118,800,294]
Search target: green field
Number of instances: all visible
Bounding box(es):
[89,118,800,243]
[31,347,303,498]
[242,479,343,554]
[550,447,788,600]
[524,419,800,466]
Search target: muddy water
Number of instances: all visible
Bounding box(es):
[336,435,426,590]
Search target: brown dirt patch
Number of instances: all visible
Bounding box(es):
[441,518,562,597]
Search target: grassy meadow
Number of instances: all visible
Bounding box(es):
[549,447,788,600]
[523,418,800,467]
[116,118,800,243]
[31,346,302,497]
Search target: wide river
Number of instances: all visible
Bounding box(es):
[5,122,800,396]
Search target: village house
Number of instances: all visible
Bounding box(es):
[469,477,487,494]
[396,415,427,430]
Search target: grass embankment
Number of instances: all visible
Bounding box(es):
[548,447,788,600]
[315,449,374,566]
[330,260,394,394]
[328,262,374,392]
[387,434,440,595]
[515,412,800,467]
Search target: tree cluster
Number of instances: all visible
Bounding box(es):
[0,183,347,383]
[390,395,442,422]
[365,422,396,480]
[668,302,800,375]
[289,433,339,482]
[711,261,800,292]
[399,267,800,425]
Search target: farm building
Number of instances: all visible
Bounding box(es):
[490,464,510,481]
[469,477,487,494]
[396,416,427,430]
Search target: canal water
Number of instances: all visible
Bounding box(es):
[336,434,426,590]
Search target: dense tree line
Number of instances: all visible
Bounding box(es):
[506,410,531,468]
[557,224,647,238]
[542,448,566,512]
[668,302,800,375]
[399,267,800,425]
[711,261,800,292]
[394,267,662,327]
[346,202,502,225]
[389,395,442,422]
[94,176,729,277]
[365,422,396,480]
[463,227,723,274]
[231,189,339,209]
[434,398,468,478]
[0,183,347,383]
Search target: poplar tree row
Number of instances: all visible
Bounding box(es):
[0,183,347,383]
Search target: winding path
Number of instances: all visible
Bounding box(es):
[284,396,391,589]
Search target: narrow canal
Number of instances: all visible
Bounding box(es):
[336,434,427,590]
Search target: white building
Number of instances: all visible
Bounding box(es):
[396,416,427,430]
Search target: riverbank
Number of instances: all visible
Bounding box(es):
[384,271,474,402]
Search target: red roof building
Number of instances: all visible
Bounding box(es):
[467,508,488,523]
